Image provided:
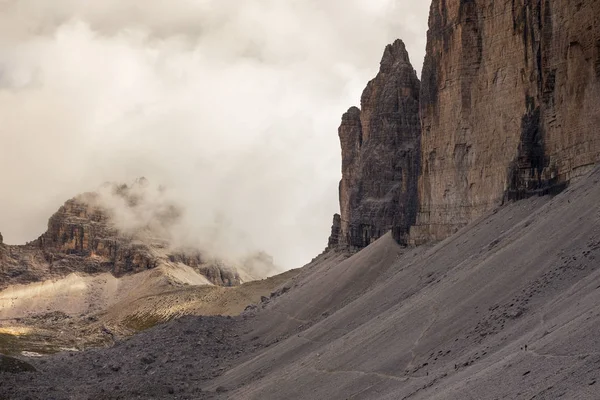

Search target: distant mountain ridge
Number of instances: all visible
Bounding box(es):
[0,180,243,288]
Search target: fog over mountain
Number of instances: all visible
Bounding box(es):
[0,0,429,269]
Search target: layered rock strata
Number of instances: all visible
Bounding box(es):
[329,39,421,248]
[329,1,600,250]
[0,184,241,288]
[410,0,600,244]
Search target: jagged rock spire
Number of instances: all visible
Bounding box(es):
[329,39,421,249]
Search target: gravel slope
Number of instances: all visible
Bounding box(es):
[213,167,600,399]
[2,167,600,400]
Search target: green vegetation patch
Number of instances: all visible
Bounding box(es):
[0,332,62,356]
[123,313,169,332]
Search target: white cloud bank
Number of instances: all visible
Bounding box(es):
[0,0,429,270]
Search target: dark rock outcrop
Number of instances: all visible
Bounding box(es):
[330,39,421,249]
[168,251,239,287]
[0,355,36,374]
[410,0,600,244]
[326,214,342,249]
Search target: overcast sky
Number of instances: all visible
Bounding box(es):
[0,0,429,270]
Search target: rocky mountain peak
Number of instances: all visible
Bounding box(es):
[329,0,600,251]
[379,39,411,73]
[329,40,421,249]
[0,181,244,288]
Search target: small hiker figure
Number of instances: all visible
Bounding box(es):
[524,344,528,351]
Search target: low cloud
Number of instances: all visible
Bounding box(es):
[0,0,429,269]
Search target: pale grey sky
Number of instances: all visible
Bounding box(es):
[0,0,430,269]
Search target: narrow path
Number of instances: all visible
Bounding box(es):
[311,366,410,383]
[294,335,326,345]
[271,309,310,325]
[406,305,439,372]
[527,348,600,359]
[347,382,380,400]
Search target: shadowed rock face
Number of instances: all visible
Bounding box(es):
[0,184,241,288]
[330,39,421,249]
[411,0,600,245]
[0,355,36,374]
[327,214,342,249]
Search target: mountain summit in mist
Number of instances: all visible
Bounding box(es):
[1,179,248,288]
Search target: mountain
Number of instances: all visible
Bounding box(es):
[0,181,242,289]
[329,39,421,249]
[0,182,293,355]
[2,0,600,399]
[207,166,600,400]
[328,0,600,250]
[4,164,599,399]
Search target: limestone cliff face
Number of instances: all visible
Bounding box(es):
[330,39,421,248]
[0,184,241,288]
[33,193,167,277]
[410,0,600,244]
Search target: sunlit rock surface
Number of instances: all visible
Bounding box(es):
[411,0,600,244]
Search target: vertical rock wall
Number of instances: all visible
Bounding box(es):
[410,0,600,244]
[330,39,421,248]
